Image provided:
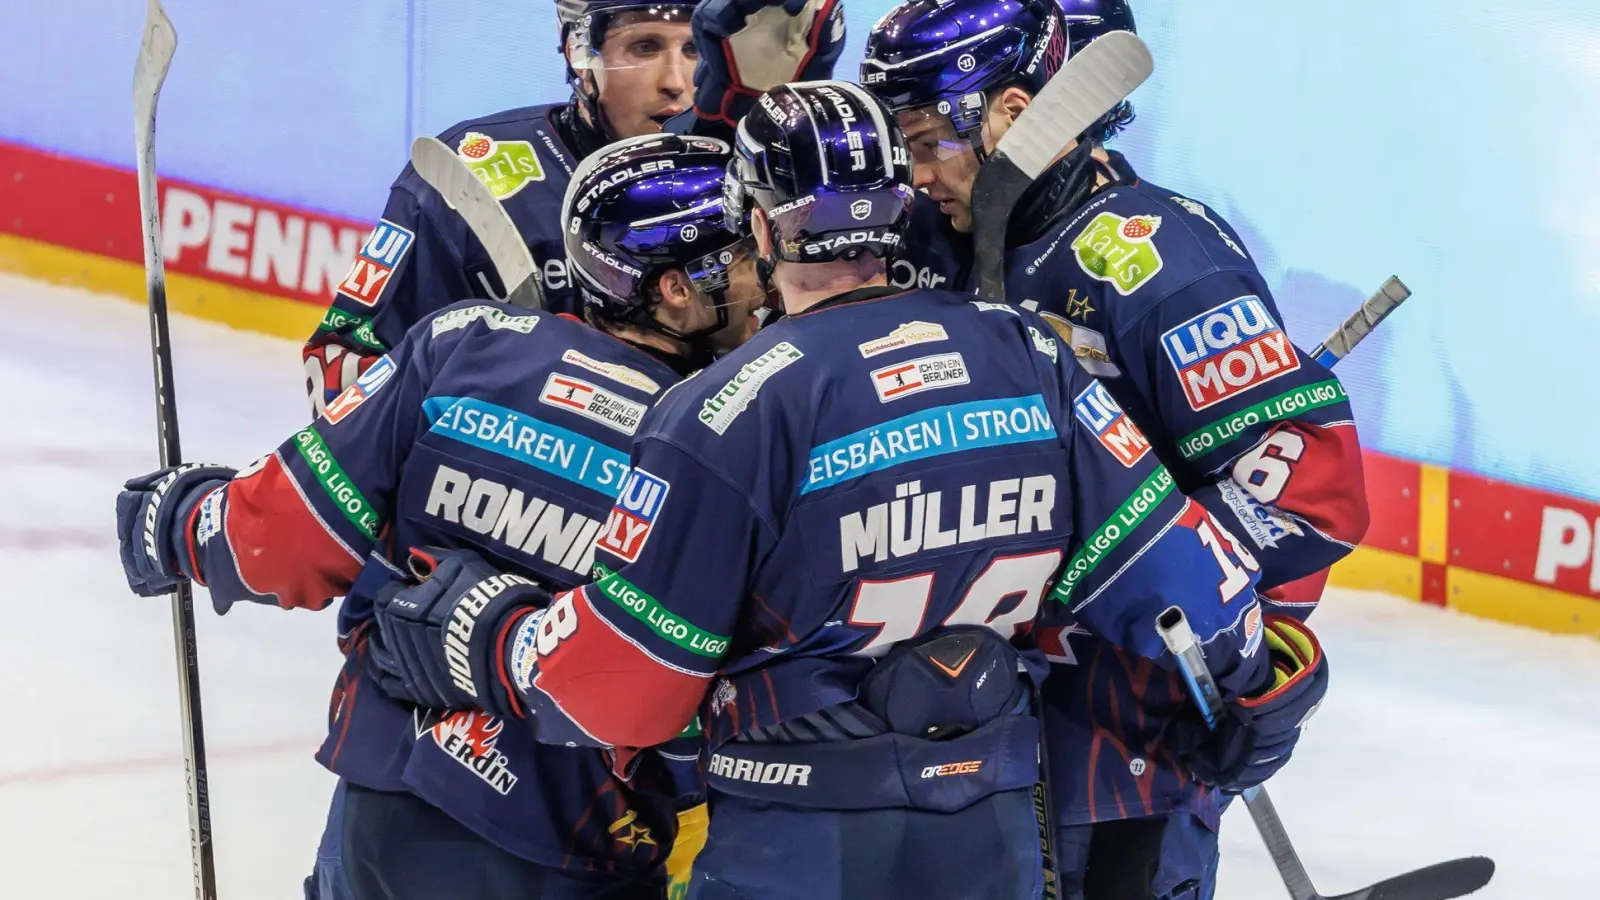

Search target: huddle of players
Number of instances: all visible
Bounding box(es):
[115,1,1369,898]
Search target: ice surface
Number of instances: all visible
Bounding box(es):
[0,274,1592,898]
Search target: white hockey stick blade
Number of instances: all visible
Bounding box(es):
[996,31,1154,180]
[970,31,1153,299]
[1311,275,1411,367]
[133,0,177,285]
[410,136,545,310]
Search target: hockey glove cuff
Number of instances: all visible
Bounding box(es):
[116,464,237,598]
[1174,615,1328,793]
[368,548,552,719]
[691,0,846,126]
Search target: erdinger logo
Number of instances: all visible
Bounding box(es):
[420,710,518,795]
[1161,296,1301,411]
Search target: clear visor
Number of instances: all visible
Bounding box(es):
[568,6,697,85]
[895,106,977,167]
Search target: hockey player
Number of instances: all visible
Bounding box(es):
[115,134,768,900]
[861,2,1370,897]
[359,81,1330,900]
[304,0,846,416]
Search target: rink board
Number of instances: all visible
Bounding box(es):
[3,138,1597,639]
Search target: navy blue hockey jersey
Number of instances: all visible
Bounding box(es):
[303,104,584,412]
[184,301,687,875]
[504,288,1272,773]
[993,160,1369,830]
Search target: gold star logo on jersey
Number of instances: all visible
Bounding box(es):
[609,810,658,849]
[1065,289,1095,321]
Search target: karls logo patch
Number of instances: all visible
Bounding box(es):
[1072,382,1151,467]
[595,469,670,563]
[1161,296,1301,411]
[539,373,647,435]
[323,354,397,424]
[870,352,969,403]
[337,220,414,306]
[1070,212,1163,296]
[457,132,546,199]
[858,321,948,358]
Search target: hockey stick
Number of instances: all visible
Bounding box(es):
[1310,276,1411,368]
[970,31,1154,301]
[132,2,219,898]
[409,136,546,310]
[1156,608,1494,900]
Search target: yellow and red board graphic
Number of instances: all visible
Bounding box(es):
[0,139,368,340]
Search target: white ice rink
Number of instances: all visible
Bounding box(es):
[1,272,1595,899]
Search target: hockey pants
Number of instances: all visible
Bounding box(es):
[304,779,664,900]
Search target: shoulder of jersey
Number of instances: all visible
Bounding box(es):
[424,301,677,437]
[392,102,574,202]
[642,324,812,454]
[1044,179,1259,306]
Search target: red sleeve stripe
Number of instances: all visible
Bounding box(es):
[1271,422,1370,547]
[224,453,362,610]
[531,585,710,749]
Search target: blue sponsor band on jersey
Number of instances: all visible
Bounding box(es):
[802,395,1055,494]
[423,396,630,496]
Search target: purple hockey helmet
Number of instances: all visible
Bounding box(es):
[860,0,1135,157]
[562,133,745,332]
[1060,0,1137,55]
[725,81,915,265]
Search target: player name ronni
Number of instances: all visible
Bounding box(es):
[840,475,1057,572]
[424,465,605,574]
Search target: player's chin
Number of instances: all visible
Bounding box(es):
[942,201,974,234]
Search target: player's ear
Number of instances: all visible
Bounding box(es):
[996,86,1032,127]
[653,268,696,315]
[751,207,774,260]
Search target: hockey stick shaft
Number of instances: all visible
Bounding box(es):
[133,3,219,898]
[1310,276,1411,368]
[1157,608,1493,900]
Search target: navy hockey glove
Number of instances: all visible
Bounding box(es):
[368,548,552,719]
[116,464,236,597]
[691,0,846,126]
[1173,616,1328,793]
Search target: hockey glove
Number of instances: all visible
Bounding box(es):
[368,548,552,719]
[1173,616,1328,793]
[116,464,237,597]
[691,0,847,127]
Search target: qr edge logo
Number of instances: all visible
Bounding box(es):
[337,220,414,307]
[595,469,671,563]
[1160,295,1301,411]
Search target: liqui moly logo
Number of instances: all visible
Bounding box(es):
[1072,381,1150,467]
[1160,296,1300,411]
[594,469,671,563]
[338,220,415,306]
